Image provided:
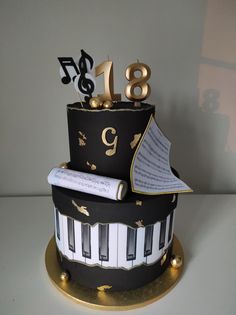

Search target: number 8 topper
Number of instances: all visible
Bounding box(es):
[125,62,151,101]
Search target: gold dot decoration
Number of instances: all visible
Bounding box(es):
[103,100,113,109]
[59,162,68,169]
[60,271,70,282]
[89,97,103,109]
[170,255,183,269]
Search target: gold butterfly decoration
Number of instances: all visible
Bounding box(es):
[130,133,142,149]
[72,200,90,216]
[97,285,112,292]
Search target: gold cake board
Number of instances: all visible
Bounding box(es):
[45,235,184,311]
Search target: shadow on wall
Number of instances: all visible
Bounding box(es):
[168,84,236,193]
[169,89,236,192]
[166,0,236,193]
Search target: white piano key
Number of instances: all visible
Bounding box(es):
[170,209,175,243]
[102,223,118,268]
[164,214,170,249]
[74,220,85,263]
[147,221,161,264]
[56,210,64,254]
[67,217,75,252]
[132,227,145,268]
[99,224,109,262]
[117,224,132,269]
[54,207,59,249]
[62,215,73,260]
[84,224,99,265]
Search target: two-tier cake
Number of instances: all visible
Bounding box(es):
[46,51,189,299]
[51,101,179,291]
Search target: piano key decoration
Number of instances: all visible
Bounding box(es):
[54,207,175,270]
[51,172,179,289]
[67,218,75,252]
[82,224,91,259]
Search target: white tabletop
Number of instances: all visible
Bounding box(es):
[0,195,236,315]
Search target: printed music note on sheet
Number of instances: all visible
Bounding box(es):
[131,115,192,194]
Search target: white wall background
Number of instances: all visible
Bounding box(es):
[1,0,236,196]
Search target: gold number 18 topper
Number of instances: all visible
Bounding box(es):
[95,60,151,103]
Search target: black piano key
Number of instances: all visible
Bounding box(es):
[67,217,75,252]
[55,208,60,240]
[144,225,154,257]
[81,223,91,258]
[127,227,137,261]
[159,219,166,250]
[99,224,109,261]
[168,211,174,242]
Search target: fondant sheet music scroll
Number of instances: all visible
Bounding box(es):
[131,115,192,194]
[48,168,128,201]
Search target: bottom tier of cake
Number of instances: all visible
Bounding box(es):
[56,241,173,291]
[51,184,178,291]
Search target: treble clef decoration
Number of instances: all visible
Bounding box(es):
[74,50,96,103]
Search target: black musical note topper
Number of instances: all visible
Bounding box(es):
[58,50,95,103]
[74,50,95,103]
[58,57,80,84]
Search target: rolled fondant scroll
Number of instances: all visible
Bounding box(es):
[48,168,127,201]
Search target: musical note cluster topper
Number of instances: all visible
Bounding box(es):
[58,50,96,104]
[58,50,152,106]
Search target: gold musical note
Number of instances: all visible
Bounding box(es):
[72,200,90,216]
[135,219,144,227]
[86,161,97,171]
[79,138,86,146]
[97,285,112,291]
[101,127,118,156]
[130,133,142,149]
[136,200,143,206]
[79,131,87,140]
[78,131,87,146]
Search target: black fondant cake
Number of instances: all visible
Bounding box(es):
[50,101,179,291]
[67,102,155,181]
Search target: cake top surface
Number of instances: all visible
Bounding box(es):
[67,101,155,112]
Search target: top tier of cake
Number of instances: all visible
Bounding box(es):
[67,101,155,183]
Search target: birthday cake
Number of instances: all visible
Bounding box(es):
[48,51,191,292]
